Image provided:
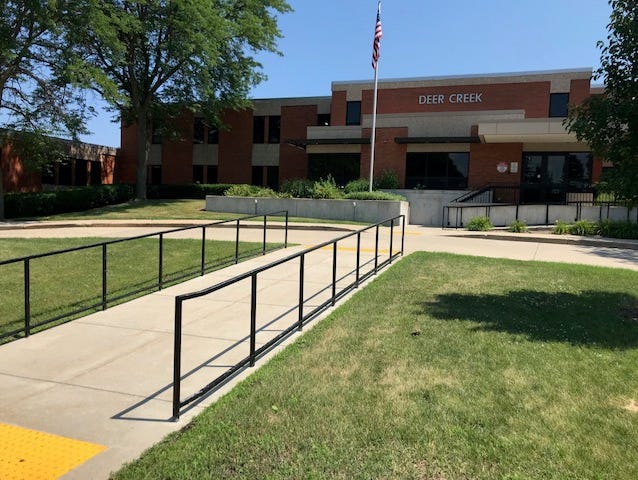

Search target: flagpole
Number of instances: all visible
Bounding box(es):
[369,64,379,192]
[369,0,382,192]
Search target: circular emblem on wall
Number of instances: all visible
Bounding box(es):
[496,162,508,173]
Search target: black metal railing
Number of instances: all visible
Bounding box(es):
[0,211,289,342]
[171,214,406,420]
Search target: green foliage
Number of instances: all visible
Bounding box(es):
[508,219,529,233]
[310,176,342,199]
[566,0,638,205]
[597,220,638,239]
[280,179,315,198]
[147,184,233,199]
[4,185,134,218]
[64,0,291,199]
[345,191,406,201]
[569,220,600,236]
[466,216,492,231]
[224,184,279,198]
[374,170,401,189]
[344,179,370,194]
[553,221,571,235]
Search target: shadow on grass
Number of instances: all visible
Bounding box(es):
[422,290,638,349]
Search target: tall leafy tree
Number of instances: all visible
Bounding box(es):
[0,0,87,219]
[566,0,638,204]
[66,0,291,200]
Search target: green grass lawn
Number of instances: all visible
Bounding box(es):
[30,198,364,224]
[113,252,638,480]
[0,237,276,340]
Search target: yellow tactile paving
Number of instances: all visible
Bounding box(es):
[0,423,106,480]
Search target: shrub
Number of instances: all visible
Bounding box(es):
[466,216,492,231]
[553,220,570,235]
[508,219,528,233]
[310,176,343,199]
[224,184,278,198]
[569,220,600,236]
[344,179,370,194]
[374,170,400,189]
[280,179,314,198]
[4,184,134,218]
[344,191,406,201]
[598,220,638,239]
[147,183,233,199]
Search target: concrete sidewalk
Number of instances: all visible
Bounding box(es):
[0,221,637,479]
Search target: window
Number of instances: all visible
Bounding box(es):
[317,113,330,126]
[346,101,361,126]
[266,166,279,189]
[549,93,569,117]
[252,166,263,185]
[193,165,204,183]
[151,125,162,144]
[75,159,88,186]
[405,152,469,189]
[58,160,73,186]
[268,115,281,143]
[253,116,265,143]
[148,165,162,185]
[193,117,205,144]
[90,161,102,185]
[308,153,361,186]
[206,165,218,183]
[207,126,219,144]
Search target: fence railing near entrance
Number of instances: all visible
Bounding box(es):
[171,214,406,420]
[0,211,289,342]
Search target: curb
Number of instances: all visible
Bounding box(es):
[451,232,638,250]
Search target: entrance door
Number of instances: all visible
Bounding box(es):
[521,154,566,203]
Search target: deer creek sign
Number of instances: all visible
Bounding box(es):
[418,92,483,105]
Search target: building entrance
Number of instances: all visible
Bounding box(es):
[521,152,592,204]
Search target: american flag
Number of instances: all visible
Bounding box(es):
[372,2,382,70]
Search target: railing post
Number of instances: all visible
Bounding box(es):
[401,215,405,256]
[298,254,305,331]
[235,219,240,263]
[102,244,107,311]
[158,233,164,290]
[545,204,550,226]
[355,232,361,287]
[389,218,395,263]
[24,259,30,337]
[172,297,183,421]
[250,273,257,367]
[374,225,379,273]
[262,215,267,255]
[201,226,206,276]
[284,211,289,248]
[332,242,337,306]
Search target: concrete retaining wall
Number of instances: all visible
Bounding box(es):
[205,196,409,224]
[386,189,467,226]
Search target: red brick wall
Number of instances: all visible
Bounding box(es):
[592,156,604,183]
[116,123,138,184]
[161,113,192,184]
[218,109,253,184]
[569,79,591,108]
[361,82,551,118]
[468,143,523,188]
[330,91,347,126]
[280,105,317,182]
[361,127,408,186]
[1,144,41,192]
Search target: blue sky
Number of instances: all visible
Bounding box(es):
[83,0,613,147]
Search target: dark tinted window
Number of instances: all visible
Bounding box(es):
[267,166,279,189]
[549,93,569,117]
[207,126,219,144]
[206,165,218,183]
[193,117,205,144]
[308,153,360,186]
[252,166,263,185]
[268,115,281,143]
[90,161,102,185]
[346,101,361,126]
[149,165,161,185]
[405,152,469,189]
[253,116,265,143]
[317,113,330,126]
[75,159,88,186]
[193,165,204,183]
[58,160,72,185]
[151,125,162,144]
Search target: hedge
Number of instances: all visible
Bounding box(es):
[147,183,233,199]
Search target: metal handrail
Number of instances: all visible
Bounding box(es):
[172,214,406,419]
[0,211,289,342]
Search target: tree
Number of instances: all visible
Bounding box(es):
[0,1,88,219]
[566,0,638,204]
[65,0,291,200]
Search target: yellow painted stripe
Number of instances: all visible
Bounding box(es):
[0,423,106,480]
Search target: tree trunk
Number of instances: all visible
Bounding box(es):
[135,113,150,200]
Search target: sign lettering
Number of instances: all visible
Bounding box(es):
[418,93,483,105]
